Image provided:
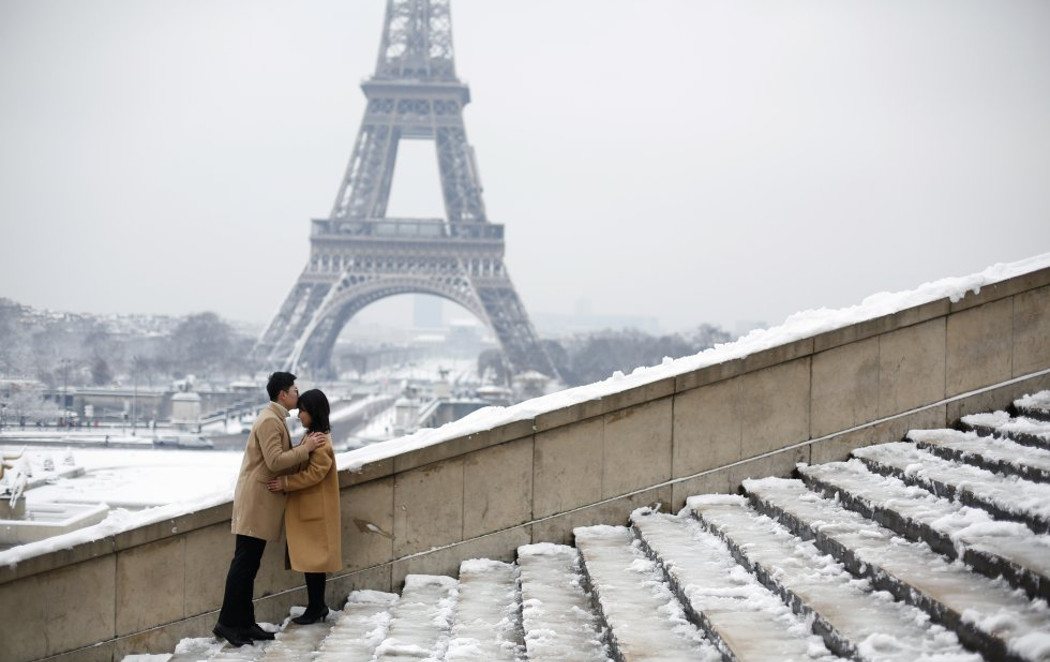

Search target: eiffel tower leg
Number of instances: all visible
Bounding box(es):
[473,276,558,379]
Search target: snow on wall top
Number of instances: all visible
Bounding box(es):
[334,251,1050,473]
[2,252,1048,568]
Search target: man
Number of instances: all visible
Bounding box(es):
[213,371,327,647]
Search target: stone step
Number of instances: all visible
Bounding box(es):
[743,477,1050,662]
[689,494,979,662]
[372,574,458,661]
[446,558,524,661]
[573,525,719,661]
[852,441,1050,534]
[256,608,340,662]
[798,459,1050,602]
[630,508,836,661]
[1015,391,1050,422]
[516,543,609,662]
[961,410,1050,450]
[908,428,1050,483]
[315,590,399,661]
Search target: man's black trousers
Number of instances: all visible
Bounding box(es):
[218,534,266,628]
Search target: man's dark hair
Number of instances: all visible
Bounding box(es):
[266,372,296,402]
[297,389,331,434]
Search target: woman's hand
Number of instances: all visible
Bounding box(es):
[266,478,283,493]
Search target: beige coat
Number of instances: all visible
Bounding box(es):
[231,402,311,541]
[281,434,342,573]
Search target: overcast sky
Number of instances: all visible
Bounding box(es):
[2,0,1049,335]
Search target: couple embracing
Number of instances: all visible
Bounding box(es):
[213,371,342,647]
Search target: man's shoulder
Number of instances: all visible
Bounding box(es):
[251,406,285,433]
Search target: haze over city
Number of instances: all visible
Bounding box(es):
[2,0,1048,334]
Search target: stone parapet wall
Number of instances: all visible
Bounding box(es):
[3,266,1049,661]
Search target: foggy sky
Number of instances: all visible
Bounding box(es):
[2,0,1049,334]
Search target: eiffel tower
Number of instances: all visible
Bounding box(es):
[254,0,557,379]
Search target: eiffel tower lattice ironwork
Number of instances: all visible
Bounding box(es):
[253,0,557,379]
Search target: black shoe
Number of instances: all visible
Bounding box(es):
[212,623,252,647]
[246,623,276,640]
[291,605,329,625]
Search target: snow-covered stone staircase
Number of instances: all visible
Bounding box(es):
[163,392,1050,662]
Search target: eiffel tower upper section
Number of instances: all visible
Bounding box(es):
[328,0,485,225]
[254,0,557,379]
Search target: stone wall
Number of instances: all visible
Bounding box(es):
[3,266,1049,661]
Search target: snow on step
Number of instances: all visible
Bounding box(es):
[373,574,457,661]
[1016,391,1050,422]
[852,441,1050,534]
[446,559,524,661]
[744,477,1050,662]
[907,428,1050,483]
[517,543,609,662]
[315,590,398,661]
[630,508,835,661]
[689,494,979,662]
[256,609,339,662]
[798,459,1050,602]
[961,411,1050,450]
[573,525,719,661]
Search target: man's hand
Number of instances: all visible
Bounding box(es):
[266,478,283,493]
[302,432,327,452]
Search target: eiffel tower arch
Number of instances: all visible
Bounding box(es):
[254,0,557,379]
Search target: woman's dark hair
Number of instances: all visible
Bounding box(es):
[266,371,296,402]
[297,389,331,434]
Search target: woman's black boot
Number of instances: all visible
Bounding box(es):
[292,605,329,625]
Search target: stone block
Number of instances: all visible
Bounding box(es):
[809,405,945,465]
[532,416,603,518]
[182,522,231,616]
[535,398,604,433]
[602,397,672,498]
[674,358,745,393]
[810,337,880,438]
[342,476,395,572]
[531,486,672,546]
[340,457,394,488]
[741,338,814,374]
[877,317,946,417]
[463,436,534,538]
[0,574,47,661]
[812,299,949,353]
[725,445,809,491]
[946,372,1050,424]
[116,536,186,636]
[945,298,1013,397]
[45,556,116,656]
[40,642,115,662]
[255,585,307,625]
[739,358,811,456]
[114,611,215,658]
[2,535,114,584]
[391,525,531,590]
[113,502,230,552]
[393,434,488,474]
[600,377,675,415]
[672,378,742,478]
[393,457,464,557]
[670,471,733,513]
[949,266,1050,313]
[328,564,393,604]
[1014,284,1050,376]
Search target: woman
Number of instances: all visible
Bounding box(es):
[266,388,341,624]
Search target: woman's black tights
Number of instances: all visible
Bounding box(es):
[305,572,327,610]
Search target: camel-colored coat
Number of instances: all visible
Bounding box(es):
[231,402,311,541]
[282,434,342,573]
